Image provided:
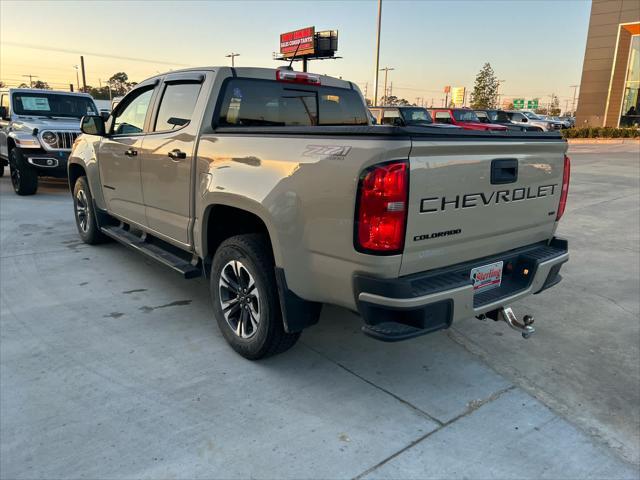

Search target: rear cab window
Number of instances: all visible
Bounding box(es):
[216,78,369,127]
[381,109,401,125]
[434,111,453,124]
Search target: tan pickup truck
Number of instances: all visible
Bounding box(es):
[68,66,570,359]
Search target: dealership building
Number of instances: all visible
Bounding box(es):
[575,0,639,127]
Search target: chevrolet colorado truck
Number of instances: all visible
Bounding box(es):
[0,88,100,194]
[68,67,570,359]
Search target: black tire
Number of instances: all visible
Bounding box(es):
[73,176,107,244]
[9,149,38,195]
[0,162,5,177]
[210,234,300,359]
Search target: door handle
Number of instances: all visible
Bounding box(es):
[124,148,137,157]
[168,149,187,160]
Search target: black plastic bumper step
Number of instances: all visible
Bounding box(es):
[362,322,429,342]
[100,226,201,279]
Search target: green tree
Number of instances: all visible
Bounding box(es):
[470,62,499,109]
[380,95,411,106]
[109,72,134,96]
[85,85,112,100]
[32,80,51,90]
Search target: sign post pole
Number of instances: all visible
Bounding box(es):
[373,0,382,106]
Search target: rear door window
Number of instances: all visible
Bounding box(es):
[217,79,368,127]
[154,83,201,132]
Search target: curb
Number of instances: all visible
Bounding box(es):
[566,138,640,144]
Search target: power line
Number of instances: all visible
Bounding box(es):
[3,41,190,67]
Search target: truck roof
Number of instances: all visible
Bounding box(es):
[1,88,94,98]
[144,66,355,90]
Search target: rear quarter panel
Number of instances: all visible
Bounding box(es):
[194,133,411,309]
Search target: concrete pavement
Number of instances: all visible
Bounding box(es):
[1,145,638,479]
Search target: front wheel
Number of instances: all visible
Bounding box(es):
[9,149,38,195]
[210,234,300,359]
[73,176,107,244]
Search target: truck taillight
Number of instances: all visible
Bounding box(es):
[556,154,571,221]
[355,161,409,254]
[276,70,321,85]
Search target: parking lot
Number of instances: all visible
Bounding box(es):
[1,144,638,479]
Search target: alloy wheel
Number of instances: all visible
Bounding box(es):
[218,260,261,339]
[75,189,89,233]
[10,165,20,191]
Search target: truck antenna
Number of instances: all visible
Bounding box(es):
[288,41,302,70]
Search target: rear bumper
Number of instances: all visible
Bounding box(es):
[354,238,568,341]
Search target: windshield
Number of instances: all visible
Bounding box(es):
[12,92,98,118]
[452,109,480,122]
[399,107,433,124]
[523,111,542,120]
[488,111,510,122]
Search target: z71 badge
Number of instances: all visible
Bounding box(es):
[303,145,352,159]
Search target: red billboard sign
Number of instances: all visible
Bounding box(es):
[280,26,315,57]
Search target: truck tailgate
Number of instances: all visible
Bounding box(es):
[401,139,567,276]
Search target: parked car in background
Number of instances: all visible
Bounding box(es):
[550,116,572,129]
[505,111,562,132]
[475,109,543,132]
[370,106,459,128]
[429,108,508,131]
[0,88,99,194]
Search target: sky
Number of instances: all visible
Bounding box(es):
[0,0,592,107]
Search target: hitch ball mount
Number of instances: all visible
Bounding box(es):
[477,307,535,339]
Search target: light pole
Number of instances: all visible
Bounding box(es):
[496,79,506,108]
[373,0,382,106]
[21,74,37,88]
[569,84,579,115]
[226,53,240,67]
[73,65,80,91]
[380,67,394,105]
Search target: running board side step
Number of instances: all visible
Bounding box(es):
[100,225,201,279]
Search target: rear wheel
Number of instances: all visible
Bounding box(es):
[210,234,300,359]
[9,149,38,195]
[73,176,107,244]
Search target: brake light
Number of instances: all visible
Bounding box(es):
[556,154,571,220]
[276,70,321,85]
[355,161,409,253]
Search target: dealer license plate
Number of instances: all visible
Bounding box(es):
[470,261,503,293]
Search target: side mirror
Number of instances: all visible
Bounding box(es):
[81,115,106,136]
[0,106,8,120]
[521,117,528,122]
